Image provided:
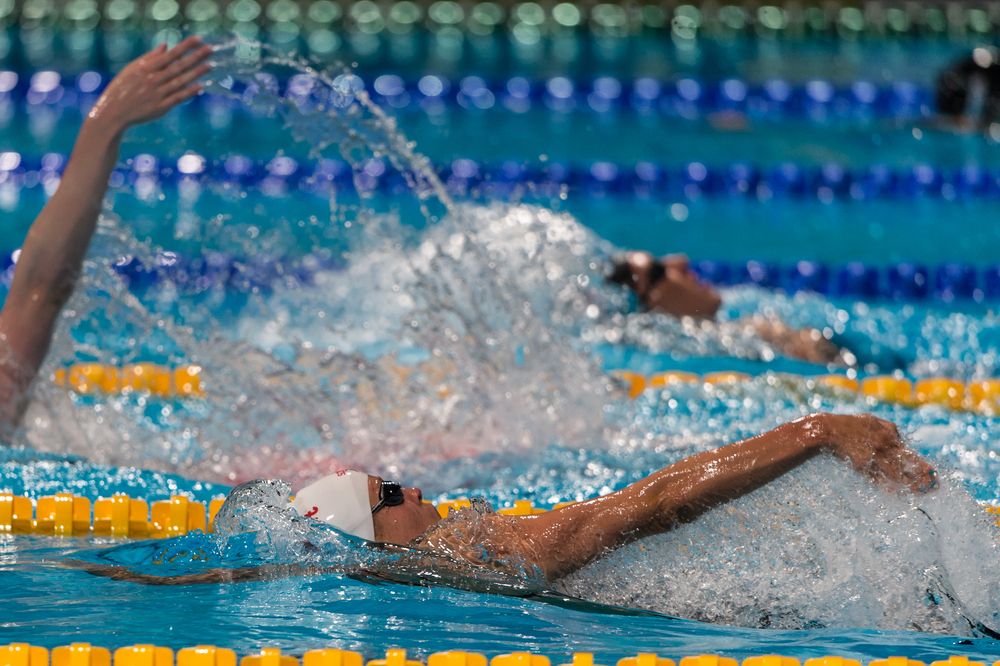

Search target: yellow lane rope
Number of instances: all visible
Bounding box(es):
[0,493,565,538]
[51,364,204,398]
[1,493,997,539]
[47,363,1000,417]
[0,493,224,538]
[0,644,994,666]
[615,371,1000,414]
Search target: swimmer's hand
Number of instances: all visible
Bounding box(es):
[801,413,937,493]
[751,317,843,365]
[86,36,212,134]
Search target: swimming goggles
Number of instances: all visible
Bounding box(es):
[372,480,405,514]
[646,261,667,288]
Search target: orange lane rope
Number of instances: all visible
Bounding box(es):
[0,644,995,666]
[1,493,997,539]
[51,364,204,398]
[615,371,1000,414]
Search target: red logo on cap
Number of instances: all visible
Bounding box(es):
[305,506,319,517]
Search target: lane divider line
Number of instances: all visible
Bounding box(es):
[0,73,933,121]
[7,152,1000,205]
[0,644,995,666]
[2,491,998,539]
[44,363,1000,417]
[0,492,560,538]
[51,364,204,398]
[0,0,997,39]
[615,371,1000,415]
[0,493,226,538]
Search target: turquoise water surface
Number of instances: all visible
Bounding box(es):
[1,30,1000,663]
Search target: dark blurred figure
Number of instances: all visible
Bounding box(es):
[936,47,1000,129]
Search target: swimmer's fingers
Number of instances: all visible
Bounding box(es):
[137,43,168,66]
[869,442,937,494]
[160,62,212,99]
[158,44,213,85]
[161,83,204,111]
[150,36,206,70]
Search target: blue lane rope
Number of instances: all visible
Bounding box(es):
[0,152,996,202]
[0,250,996,301]
[0,70,933,120]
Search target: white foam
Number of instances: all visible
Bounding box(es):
[556,456,1000,635]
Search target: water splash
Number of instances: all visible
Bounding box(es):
[80,479,545,596]
[203,37,453,218]
[6,42,617,486]
[556,456,1000,635]
[2,34,999,637]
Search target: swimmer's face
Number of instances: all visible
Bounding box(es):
[625,252,722,320]
[367,474,441,545]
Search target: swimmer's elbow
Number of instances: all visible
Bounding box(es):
[32,266,80,310]
[7,262,80,318]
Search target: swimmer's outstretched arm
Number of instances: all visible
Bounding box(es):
[0,38,211,429]
[517,413,935,580]
[62,559,329,585]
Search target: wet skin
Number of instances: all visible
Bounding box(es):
[0,37,212,432]
[623,251,722,319]
[70,414,936,587]
[618,251,842,365]
[367,413,936,581]
[368,475,442,544]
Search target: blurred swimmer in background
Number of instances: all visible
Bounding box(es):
[0,38,212,437]
[606,251,850,365]
[935,46,1000,132]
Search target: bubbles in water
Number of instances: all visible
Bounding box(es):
[213,478,294,538]
[557,457,1000,636]
[3,34,999,639]
[9,43,618,484]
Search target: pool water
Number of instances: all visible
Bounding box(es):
[2,27,1000,664]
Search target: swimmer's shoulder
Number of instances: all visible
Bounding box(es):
[413,505,544,575]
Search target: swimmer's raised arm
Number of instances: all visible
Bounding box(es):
[516,413,935,580]
[0,38,211,429]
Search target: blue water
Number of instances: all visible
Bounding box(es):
[1,92,997,165]
[2,32,1000,662]
[0,32,976,84]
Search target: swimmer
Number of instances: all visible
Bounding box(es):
[77,413,935,586]
[935,47,1000,131]
[0,38,212,435]
[606,251,849,365]
[342,413,935,581]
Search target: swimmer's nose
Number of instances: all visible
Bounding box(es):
[406,486,423,503]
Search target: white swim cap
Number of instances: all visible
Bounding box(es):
[291,470,375,540]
